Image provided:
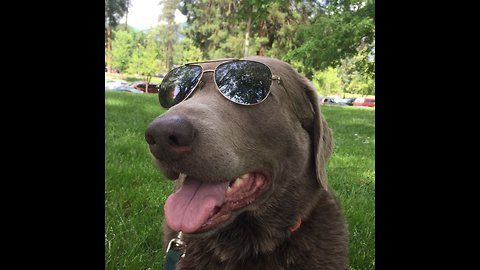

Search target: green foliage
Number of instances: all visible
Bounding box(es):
[107,0,375,99]
[131,29,147,47]
[313,67,342,96]
[338,46,375,96]
[286,0,375,79]
[178,0,315,59]
[127,31,162,84]
[159,0,181,69]
[111,30,134,71]
[175,37,204,64]
[105,0,129,26]
[106,0,130,72]
[312,62,374,98]
[180,0,245,59]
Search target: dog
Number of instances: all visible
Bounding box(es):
[145,56,348,269]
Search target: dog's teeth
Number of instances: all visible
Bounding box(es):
[239,173,251,180]
[228,177,245,193]
[227,173,251,193]
[178,173,187,181]
[232,177,244,188]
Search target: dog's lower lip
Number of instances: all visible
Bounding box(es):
[196,172,270,233]
[163,171,271,234]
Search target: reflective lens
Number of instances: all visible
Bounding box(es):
[158,60,274,108]
[158,65,203,108]
[215,61,272,105]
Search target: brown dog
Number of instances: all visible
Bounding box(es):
[145,56,348,269]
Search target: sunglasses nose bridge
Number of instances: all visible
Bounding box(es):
[191,69,215,92]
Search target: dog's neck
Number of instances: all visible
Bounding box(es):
[178,199,323,264]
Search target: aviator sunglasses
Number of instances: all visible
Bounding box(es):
[158,59,281,108]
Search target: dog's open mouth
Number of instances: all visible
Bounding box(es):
[164,172,270,233]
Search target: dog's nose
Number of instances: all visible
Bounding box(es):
[145,114,195,160]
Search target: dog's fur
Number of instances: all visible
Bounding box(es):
[145,56,348,269]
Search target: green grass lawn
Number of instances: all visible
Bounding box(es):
[105,92,375,270]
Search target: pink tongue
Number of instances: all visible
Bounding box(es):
[164,178,229,233]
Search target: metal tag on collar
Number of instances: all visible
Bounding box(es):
[163,232,186,270]
[166,231,186,257]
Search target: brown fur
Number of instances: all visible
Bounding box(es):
[145,56,348,269]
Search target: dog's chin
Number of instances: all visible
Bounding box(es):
[153,157,180,180]
[163,170,272,236]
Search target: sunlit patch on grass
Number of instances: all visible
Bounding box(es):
[105,97,127,106]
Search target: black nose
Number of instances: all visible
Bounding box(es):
[145,114,196,161]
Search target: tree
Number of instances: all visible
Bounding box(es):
[175,37,204,64]
[105,0,129,73]
[124,0,131,30]
[106,0,374,93]
[111,30,134,72]
[313,67,342,97]
[338,50,375,97]
[236,0,271,56]
[180,0,244,59]
[178,0,318,60]
[127,31,161,89]
[159,0,181,70]
[238,0,317,57]
[286,0,375,79]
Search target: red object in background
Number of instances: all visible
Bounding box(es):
[131,81,159,93]
[353,97,375,107]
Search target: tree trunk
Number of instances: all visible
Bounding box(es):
[257,21,267,56]
[107,25,112,73]
[165,24,174,70]
[125,10,128,30]
[244,16,251,57]
[145,75,152,93]
[165,45,171,70]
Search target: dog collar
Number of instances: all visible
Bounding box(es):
[163,217,302,269]
[163,232,186,270]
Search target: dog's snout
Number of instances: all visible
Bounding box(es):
[145,114,195,160]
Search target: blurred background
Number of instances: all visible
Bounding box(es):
[105,0,375,102]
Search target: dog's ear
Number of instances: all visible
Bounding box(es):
[301,78,333,191]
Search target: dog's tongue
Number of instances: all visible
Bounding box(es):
[164,178,229,233]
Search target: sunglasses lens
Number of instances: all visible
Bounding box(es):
[158,65,203,108]
[215,61,272,105]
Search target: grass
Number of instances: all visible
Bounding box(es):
[321,104,375,269]
[105,92,375,270]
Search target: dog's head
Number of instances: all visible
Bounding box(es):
[145,56,333,237]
